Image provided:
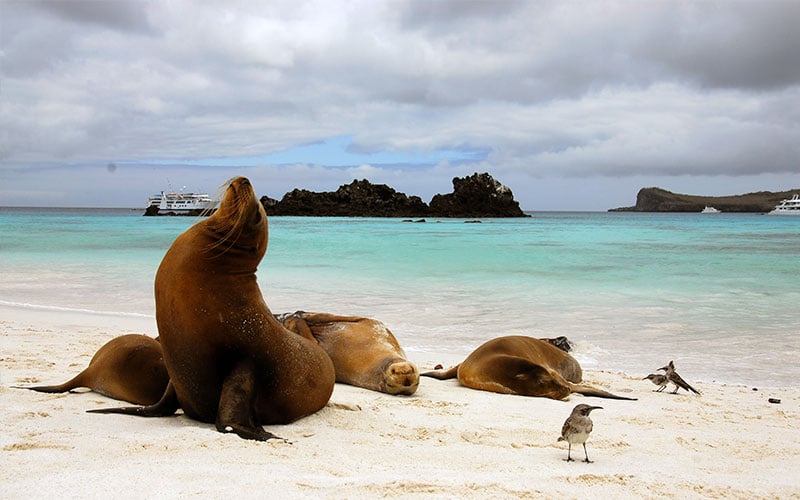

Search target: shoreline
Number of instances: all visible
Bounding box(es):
[2,307,799,498]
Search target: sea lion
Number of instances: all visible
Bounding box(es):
[91,177,336,441]
[421,335,635,401]
[17,334,168,406]
[278,311,419,395]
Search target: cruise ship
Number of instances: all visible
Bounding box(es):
[768,194,800,215]
[147,191,215,213]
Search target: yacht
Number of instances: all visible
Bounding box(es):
[700,206,721,214]
[147,191,214,213]
[768,194,800,215]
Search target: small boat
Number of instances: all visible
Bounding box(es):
[769,194,800,215]
[700,206,721,214]
[147,191,214,213]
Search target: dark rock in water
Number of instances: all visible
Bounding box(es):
[768,398,781,404]
[429,172,528,218]
[260,172,528,218]
[263,180,430,217]
[610,187,799,213]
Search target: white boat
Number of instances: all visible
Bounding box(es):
[700,206,721,214]
[148,191,214,213]
[768,194,800,215]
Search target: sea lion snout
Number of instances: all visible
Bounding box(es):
[384,361,420,395]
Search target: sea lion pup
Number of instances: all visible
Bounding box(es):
[17,334,168,406]
[421,336,635,401]
[278,311,419,395]
[91,177,336,441]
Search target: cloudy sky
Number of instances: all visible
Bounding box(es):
[2,0,799,211]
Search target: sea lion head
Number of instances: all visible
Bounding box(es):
[381,360,420,396]
[512,363,572,400]
[204,176,268,260]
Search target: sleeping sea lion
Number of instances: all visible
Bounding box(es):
[421,335,635,401]
[91,176,336,441]
[17,334,168,406]
[279,311,419,395]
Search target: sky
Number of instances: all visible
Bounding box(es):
[1,0,799,211]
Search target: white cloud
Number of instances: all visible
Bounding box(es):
[1,0,799,209]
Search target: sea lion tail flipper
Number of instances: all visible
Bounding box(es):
[88,381,180,417]
[215,359,289,443]
[570,384,637,401]
[12,371,88,394]
[420,364,460,380]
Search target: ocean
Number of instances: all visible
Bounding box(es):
[1,207,798,388]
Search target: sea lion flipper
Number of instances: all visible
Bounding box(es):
[215,360,289,442]
[569,384,637,401]
[88,381,180,416]
[280,314,316,342]
[420,364,460,380]
[14,372,88,394]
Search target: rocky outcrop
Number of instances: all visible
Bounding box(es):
[261,173,529,218]
[610,187,799,213]
[262,180,430,217]
[428,172,527,217]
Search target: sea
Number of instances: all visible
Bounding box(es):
[1,207,798,388]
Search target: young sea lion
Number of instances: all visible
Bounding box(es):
[421,335,635,401]
[18,334,167,406]
[279,311,419,395]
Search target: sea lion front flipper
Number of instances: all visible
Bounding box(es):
[88,381,180,416]
[569,383,637,401]
[215,359,289,443]
[279,313,317,342]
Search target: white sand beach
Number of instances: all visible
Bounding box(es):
[2,304,799,499]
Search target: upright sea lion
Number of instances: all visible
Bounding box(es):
[421,336,635,401]
[91,177,336,441]
[17,334,168,406]
[279,311,419,395]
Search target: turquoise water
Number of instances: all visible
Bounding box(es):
[1,207,798,387]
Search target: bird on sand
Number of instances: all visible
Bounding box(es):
[643,373,669,392]
[658,360,701,395]
[558,404,602,463]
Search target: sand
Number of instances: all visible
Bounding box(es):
[2,304,799,499]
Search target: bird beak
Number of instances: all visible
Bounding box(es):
[590,406,603,411]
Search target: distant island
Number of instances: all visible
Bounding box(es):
[145,172,529,218]
[609,187,799,213]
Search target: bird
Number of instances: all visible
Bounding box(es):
[658,360,701,395]
[558,404,602,463]
[643,373,668,392]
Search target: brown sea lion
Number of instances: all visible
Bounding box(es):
[91,177,336,441]
[17,334,168,406]
[421,335,635,401]
[278,311,419,395]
